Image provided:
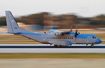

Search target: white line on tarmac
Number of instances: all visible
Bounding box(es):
[0,48,105,53]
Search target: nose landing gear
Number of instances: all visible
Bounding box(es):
[91,44,94,47]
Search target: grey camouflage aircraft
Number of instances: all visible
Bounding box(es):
[5,11,102,47]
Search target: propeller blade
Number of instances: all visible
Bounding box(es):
[75,26,78,37]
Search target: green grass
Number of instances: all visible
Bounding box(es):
[0,53,105,59]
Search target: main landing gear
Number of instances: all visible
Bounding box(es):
[54,45,64,47]
[86,44,94,47]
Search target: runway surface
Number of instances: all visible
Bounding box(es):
[0,44,105,53]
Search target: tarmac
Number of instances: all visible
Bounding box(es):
[0,44,105,53]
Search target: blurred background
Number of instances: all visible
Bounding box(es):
[0,8,105,31]
[0,0,105,31]
[1,11,105,30]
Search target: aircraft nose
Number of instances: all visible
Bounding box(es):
[98,38,102,43]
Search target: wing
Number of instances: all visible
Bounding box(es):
[48,40,75,46]
[49,29,70,36]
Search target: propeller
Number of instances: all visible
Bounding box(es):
[75,26,79,37]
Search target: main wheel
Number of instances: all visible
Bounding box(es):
[54,45,57,47]
[60,45,64,47]
[54,45,61,47]
[91,44,94,47]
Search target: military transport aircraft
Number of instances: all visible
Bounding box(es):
[5,11,102,47]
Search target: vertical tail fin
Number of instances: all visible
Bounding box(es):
[5,11,20,33]
[5,11,31,33]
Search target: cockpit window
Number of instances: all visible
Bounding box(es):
[92,36,96,39]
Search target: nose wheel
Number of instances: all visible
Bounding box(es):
[91,44,94,47]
